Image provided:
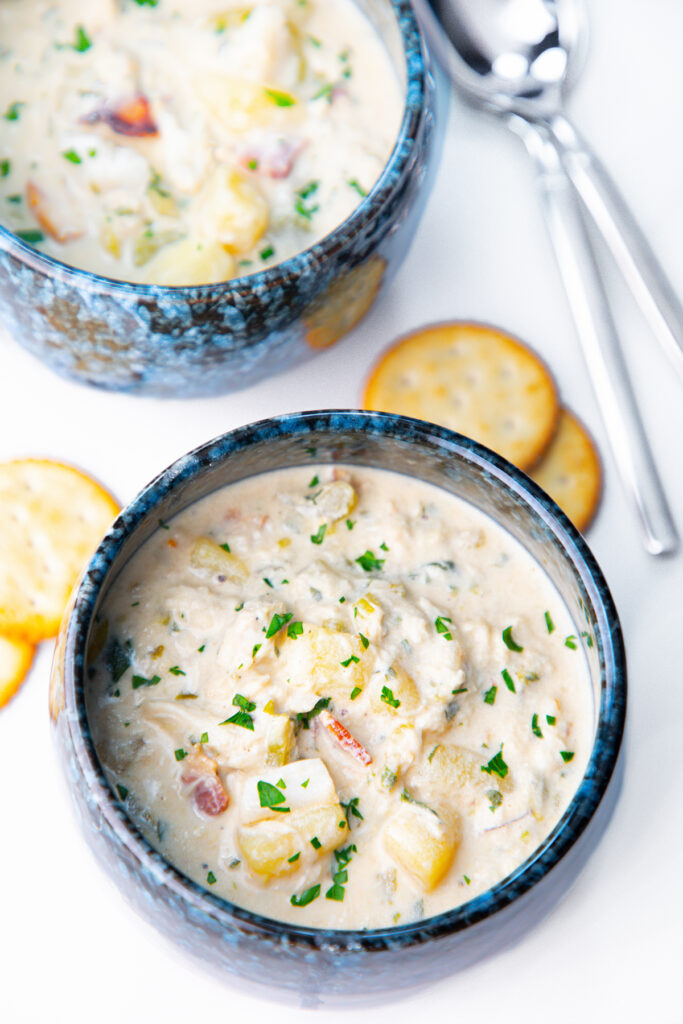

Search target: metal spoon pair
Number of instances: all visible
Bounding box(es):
[415,0,681,555]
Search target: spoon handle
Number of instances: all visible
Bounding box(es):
[511,116,678,555]
[546,113,683,382]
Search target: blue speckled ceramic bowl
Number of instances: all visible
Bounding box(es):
[50,411,626,1006]
[0,2,438,398]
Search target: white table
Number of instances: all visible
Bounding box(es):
[1,0,681,1019]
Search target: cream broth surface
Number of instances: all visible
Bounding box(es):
[0,0,402,284]
[86,467,593,929]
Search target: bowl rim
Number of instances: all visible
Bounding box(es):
[0,1,429,299]
[61,410,626,952]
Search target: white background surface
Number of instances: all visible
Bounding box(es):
[1,0,682,1020]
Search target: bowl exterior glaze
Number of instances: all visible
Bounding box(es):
[0,2,436,398]
[51,412,626,1004]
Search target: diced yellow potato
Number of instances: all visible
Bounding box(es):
[145,238,236,286]
[238,819,299,879]
[282,625,369,697]
[371,665,420,715]
[310,481,357,522]
[195,74,298,134]
[427,743,513,794]
[265,714,295,767]
[292,803,347,852]
[379,724,420,788]
[240,758,337,823]
[197,166,268,254]
[100,223,121,259]
[384,806,456,891]
[189,537,248,582]
[352,592,383,642]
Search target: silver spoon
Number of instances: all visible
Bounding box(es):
[415,0,680,555]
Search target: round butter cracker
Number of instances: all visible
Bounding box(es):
[0,460,120,643]
[531,409,602,532]
[362,322,559,468]
[0,634,35,708]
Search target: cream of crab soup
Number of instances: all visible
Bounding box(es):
[0,0,402,284]
[86,467,593,928]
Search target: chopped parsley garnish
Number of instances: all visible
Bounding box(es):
[531,714,543,738]
[295,181,319,220]
[348,178,367,198]
[346,519,355,530]
[307,34,321,48]
[565,635,578,649]
[358,633,369,650]
[308,474,319,487]
[355,550,384,572]
[487,789,503,812]
[131,673,160,689]
[105,637,132,683]
[219,541,231,552]
[341,796,363,825]
[463,875,471,885]
[380,685,400,709]
[287,852,301,863]
[312,82,333,102]
[0,159,10,176]
[501,668,516,693]
[544,611,555,634]
[502,626,523,651]
[16,229,44,243]
[290,884,320,907]
[158,518,170,529]
[481,746,509,780]
[197,645,206,653]
[264,87,296,107]
[265,611,293,638]
[340,655,360,667]
[260,244,275,261]
[72,25,92,52]
[276,778,286,789]
[310,836,322,850]
[287,620,304,639]
[546,714,557,726]
[206,871,216,885]
[263,577,274,589]
[325,883,345,902]
[251,643,261,658]
[339,596,346,603]
[380,541,389,552]
[174,748,187,761]
[310,523,327,545]
[247,158,258,170]
[116,784,128,801]
[560,751,575,763]
[452,685,468,695]
[4,102,24,121]
[200,732,208,744]
[296,696,330,730]
[235,602,244,612]
[220,693,256,730]
[6,194,21,203]
[435,615,453,640]
[581,630,594,648]
[168,666,185,676]
[257,780,289,811]
[483,685,497,705]
[62,149,82,164]
[350,686,362,700]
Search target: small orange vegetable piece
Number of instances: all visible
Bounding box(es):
[319,709,372,766]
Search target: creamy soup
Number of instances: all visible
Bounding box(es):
[0,0,402,284]
[86,467,593,929]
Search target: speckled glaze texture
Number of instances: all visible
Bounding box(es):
[0,2,437,398]
[51,412,627,1006]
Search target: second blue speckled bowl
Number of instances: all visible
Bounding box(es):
[0,2,437,398]
[51,411,626,1006]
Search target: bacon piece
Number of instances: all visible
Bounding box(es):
[83,94,158,137]
[319,709,372,766]
[180,747,229,816]
[25,180,84,243]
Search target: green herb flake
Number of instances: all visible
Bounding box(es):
[265,611,293,638]
[131,673,160,689]
[251,643,261,659]
[483,685,497,705]
[219,541,231,552]
[62,149,82,164]
[116,784,128,801]
[452,685,468,695]
[463,875,471,885]
[312,82,333,102]
[4,102,24,121]
[501,668,516,693]
[310,836,322,850]
[0,159,10,176]
[380,542,389,552]
[325,884,345,902]
[264,87,296,107]
[199,732,209,744]
[247,158,258,170]
[350,686,362,700]
[348,178,367,198]
[220,693,256,730]
[259,244,275,261]
[290,884,320,907]
[105,637,132,683]
[380,685,400,709]
[358,633,369,650]
[174,748,187,761]
[308,474,320,488]
[301,779,310,789]
[481,747,509,780]
[310,523,327,545]
[355,550,384,572]
[435,615,453,641]
[346,519,355,530]
[257,779,289,810]
[206,870,217,885]
[502,626,523,651]
[531,713,543,739]
[287,852,301,863]
[197,644,206,653]
[158,517,170,530]
[565,635,578,649]
[340,655,360,667]
[73,25,92,52]
[307,35,321,48]
[581,630,594,648]
[546,714,557,726]
[560,750,575,763]
[339,596,346,604]
[263,577,274,589]
[296,696,330,730]
[6,194,21,203]
[168,666,185,676]
[287,620,304,639]
[16,229,44,244]
[341,797,363,825]
[544,611,555,634]
[235,602,244,612]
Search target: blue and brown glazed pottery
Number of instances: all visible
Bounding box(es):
[51,411,626,1006]
[0,2,439,398]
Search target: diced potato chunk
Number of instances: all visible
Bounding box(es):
[145,238,235,286]
[379,724,420,787]
[265,714,295,767]
[189,537,248,583]
[282,625,369,697]
[292,803,347,853]
[370,665,420,715]
[427,743,513,795]
[238,819,299,878]
[196,74,298,134]
[197,165,268,253]
[384,806,456,891]
[310,481,357,522]
[240,758,337,823]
